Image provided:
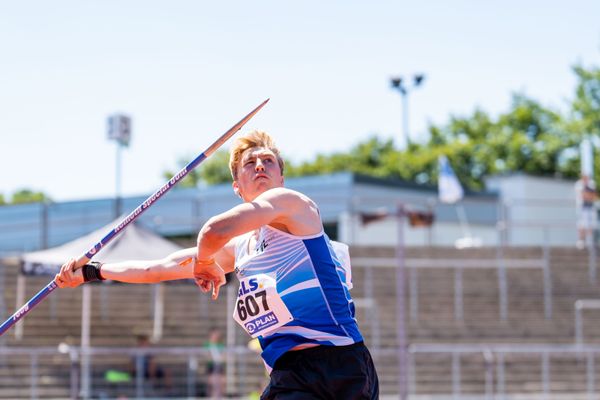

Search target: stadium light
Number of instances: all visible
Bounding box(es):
[390,74,426,148]
[107,113,132,217]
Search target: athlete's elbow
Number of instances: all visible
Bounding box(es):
[198,218,230,247]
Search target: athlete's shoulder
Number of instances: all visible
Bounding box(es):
[257,187,317,210]
[259,187,311,199]
[253,188,321,235]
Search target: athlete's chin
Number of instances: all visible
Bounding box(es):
[254,181,277,191]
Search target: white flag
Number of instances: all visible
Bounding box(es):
[581,137,594,178]
[438,155,464,204]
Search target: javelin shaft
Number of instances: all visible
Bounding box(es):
[0,98,269,337]
[82,98,269,260]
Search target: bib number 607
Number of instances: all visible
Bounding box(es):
[237,290,269,321]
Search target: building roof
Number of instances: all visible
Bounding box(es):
[0,172,498,254]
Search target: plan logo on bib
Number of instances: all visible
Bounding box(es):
[245,312,279,335]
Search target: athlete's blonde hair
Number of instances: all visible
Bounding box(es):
[229,130,285,180]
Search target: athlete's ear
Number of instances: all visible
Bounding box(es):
[232,181,242,199]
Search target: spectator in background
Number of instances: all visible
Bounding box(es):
[203,328,226,399]
[131,334,172,392]
[575,174,598,249]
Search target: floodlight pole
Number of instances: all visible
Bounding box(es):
[395,203,408,400]
[390,75,425,149]
[115,142,123,217]
[107,114,131,218]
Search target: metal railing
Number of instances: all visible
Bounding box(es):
[354,297,381,351]
[0,345,258,400]
[5,343,600,399]
[352,254,552,322]
[575,299,600,345]
[408,343,600,399]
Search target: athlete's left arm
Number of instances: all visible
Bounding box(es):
[196,187,321,260]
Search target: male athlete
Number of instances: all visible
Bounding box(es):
[58,130,379,399]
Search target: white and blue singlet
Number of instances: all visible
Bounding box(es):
[233,225,363,372]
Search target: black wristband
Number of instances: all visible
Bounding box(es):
[82,261,105,282]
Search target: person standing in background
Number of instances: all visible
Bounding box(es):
[203,328,226,399]
[575,173,598,249]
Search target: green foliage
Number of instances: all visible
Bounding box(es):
[0,193,5,205]
[286,136,399,178]
[163,149,232,188]
[163,62,600,191]
[10,189,51,204]
[572,64,600,136]
[420,93,580,190]
[199,150,233,185]
[163,156,202,189]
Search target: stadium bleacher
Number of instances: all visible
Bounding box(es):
[2,245,600,398]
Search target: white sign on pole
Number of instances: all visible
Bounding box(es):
[107,114,132,147]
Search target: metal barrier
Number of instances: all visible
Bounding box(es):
[352,255,552,322]
[354,297,381,352]
[0,345,258,400]
[5,344,600,399]
[408,343,600,398]
[499,220,597,284]
[575,299,600,345]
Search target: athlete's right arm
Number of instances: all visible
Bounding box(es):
[56,241,236,289]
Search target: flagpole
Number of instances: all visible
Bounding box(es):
[455,203,472,238]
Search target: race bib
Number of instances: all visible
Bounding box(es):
[232,274,293,338]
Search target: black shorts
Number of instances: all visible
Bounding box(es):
[261,341,379,400]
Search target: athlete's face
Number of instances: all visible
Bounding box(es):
[233,147,284,202]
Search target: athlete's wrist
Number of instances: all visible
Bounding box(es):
[82,261,105,282]
[195,257,215,266]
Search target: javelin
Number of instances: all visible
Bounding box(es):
[0,98,270,336]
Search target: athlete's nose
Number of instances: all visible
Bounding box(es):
[255,159,265,172]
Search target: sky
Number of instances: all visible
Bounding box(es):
[1,1,599,202]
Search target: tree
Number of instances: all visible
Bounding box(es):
[422,93,572,190]
[198,150,234,185]
[162,149,232,188]
[572,64,600,137]
[161,62,600,191]
[287,136,400,179]
[11,189,51,204]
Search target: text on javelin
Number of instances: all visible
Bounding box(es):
[114,167,188,233]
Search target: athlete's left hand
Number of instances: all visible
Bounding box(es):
[194,259,226,300]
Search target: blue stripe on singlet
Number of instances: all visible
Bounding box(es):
[302,236,359,327]
[241,230,363,371]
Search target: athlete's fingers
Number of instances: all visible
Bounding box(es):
[212,281,220,300]
[63,261,74,282]
[55,273,64,288]
[195,277,210,293]
[212,275,226,300]
[59,258,75,276]
[69,269,84,288]
[201,280,211,292]
[57,259,76,288]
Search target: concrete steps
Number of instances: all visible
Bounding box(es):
[3,246,600,397]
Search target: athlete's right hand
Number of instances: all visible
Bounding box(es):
[56,258,85,288]
[193,258,226,300]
